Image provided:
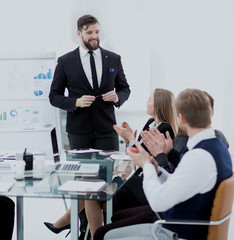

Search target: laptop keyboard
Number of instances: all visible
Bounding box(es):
[56,163,81,171]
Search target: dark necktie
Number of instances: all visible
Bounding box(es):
[88,51,98,90]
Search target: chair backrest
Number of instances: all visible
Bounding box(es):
[207,173,234,240]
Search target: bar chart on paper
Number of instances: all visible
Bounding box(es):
[0,112,7,121]
[34,68,52,80]
[0,56,57,132]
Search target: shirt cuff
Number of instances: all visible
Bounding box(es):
[155,153,167,164]
[158,168,169,183]
[128,140,136,147]
[114,101,120,108]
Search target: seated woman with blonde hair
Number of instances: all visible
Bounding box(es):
[86,88,178,239]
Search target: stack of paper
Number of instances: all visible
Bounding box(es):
[109,154,131,160]
[67,148,102,154]
[58,180,107,192]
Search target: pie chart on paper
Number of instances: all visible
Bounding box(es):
[34,90,43,96]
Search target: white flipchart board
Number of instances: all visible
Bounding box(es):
[0,53,62,155]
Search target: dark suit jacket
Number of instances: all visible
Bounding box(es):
[137,118,174,153]
[49,47,130,134]
[139,118,174,139]
[134,118,175,174]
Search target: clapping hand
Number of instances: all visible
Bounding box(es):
[163,130,173,154]
[141,128,173,157]
[126,141,150,168]
[113,121,136,144]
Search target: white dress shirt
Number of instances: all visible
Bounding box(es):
[79,46,102,88]
[143,128,217,213]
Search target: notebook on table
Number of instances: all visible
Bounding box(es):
[50,128,100,176]
[58,179,107,193]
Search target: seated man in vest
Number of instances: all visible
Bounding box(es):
[99,89,232,240]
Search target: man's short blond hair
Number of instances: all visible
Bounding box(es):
[176,89,212,128]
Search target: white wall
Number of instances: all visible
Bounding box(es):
[0,0,234,154]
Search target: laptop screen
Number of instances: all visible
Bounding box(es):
[50,127,60,163]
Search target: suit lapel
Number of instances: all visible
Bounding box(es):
[100,48,109,89]
[73,47,93,90]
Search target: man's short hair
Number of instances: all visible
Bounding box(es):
[204,91,214,111]
[176,89,212,128]
[77,14,99,31]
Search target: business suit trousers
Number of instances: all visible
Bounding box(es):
[113,175,148,212]
[0,196,15,240]
[68,131,119,151]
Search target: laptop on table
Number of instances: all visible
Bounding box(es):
[50,128,100,176]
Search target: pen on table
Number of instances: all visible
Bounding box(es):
[8,184,14,192]
[1,157,15,160]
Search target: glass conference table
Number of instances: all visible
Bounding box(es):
[0,151,134,240]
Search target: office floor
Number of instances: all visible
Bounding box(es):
[10,197,234,240]
[12,198,72,240]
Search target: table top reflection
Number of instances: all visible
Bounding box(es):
[0,152,134,201]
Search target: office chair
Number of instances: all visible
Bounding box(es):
[153,173,234,240]
[104,173,234,240]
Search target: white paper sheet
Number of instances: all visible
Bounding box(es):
[58,180,107,192]
[109,154,131,160]
[67,148,102,154]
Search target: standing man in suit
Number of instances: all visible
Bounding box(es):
[49,14,130,151]
[49,14,130,239]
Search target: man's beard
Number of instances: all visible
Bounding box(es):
[83,37,100,50]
